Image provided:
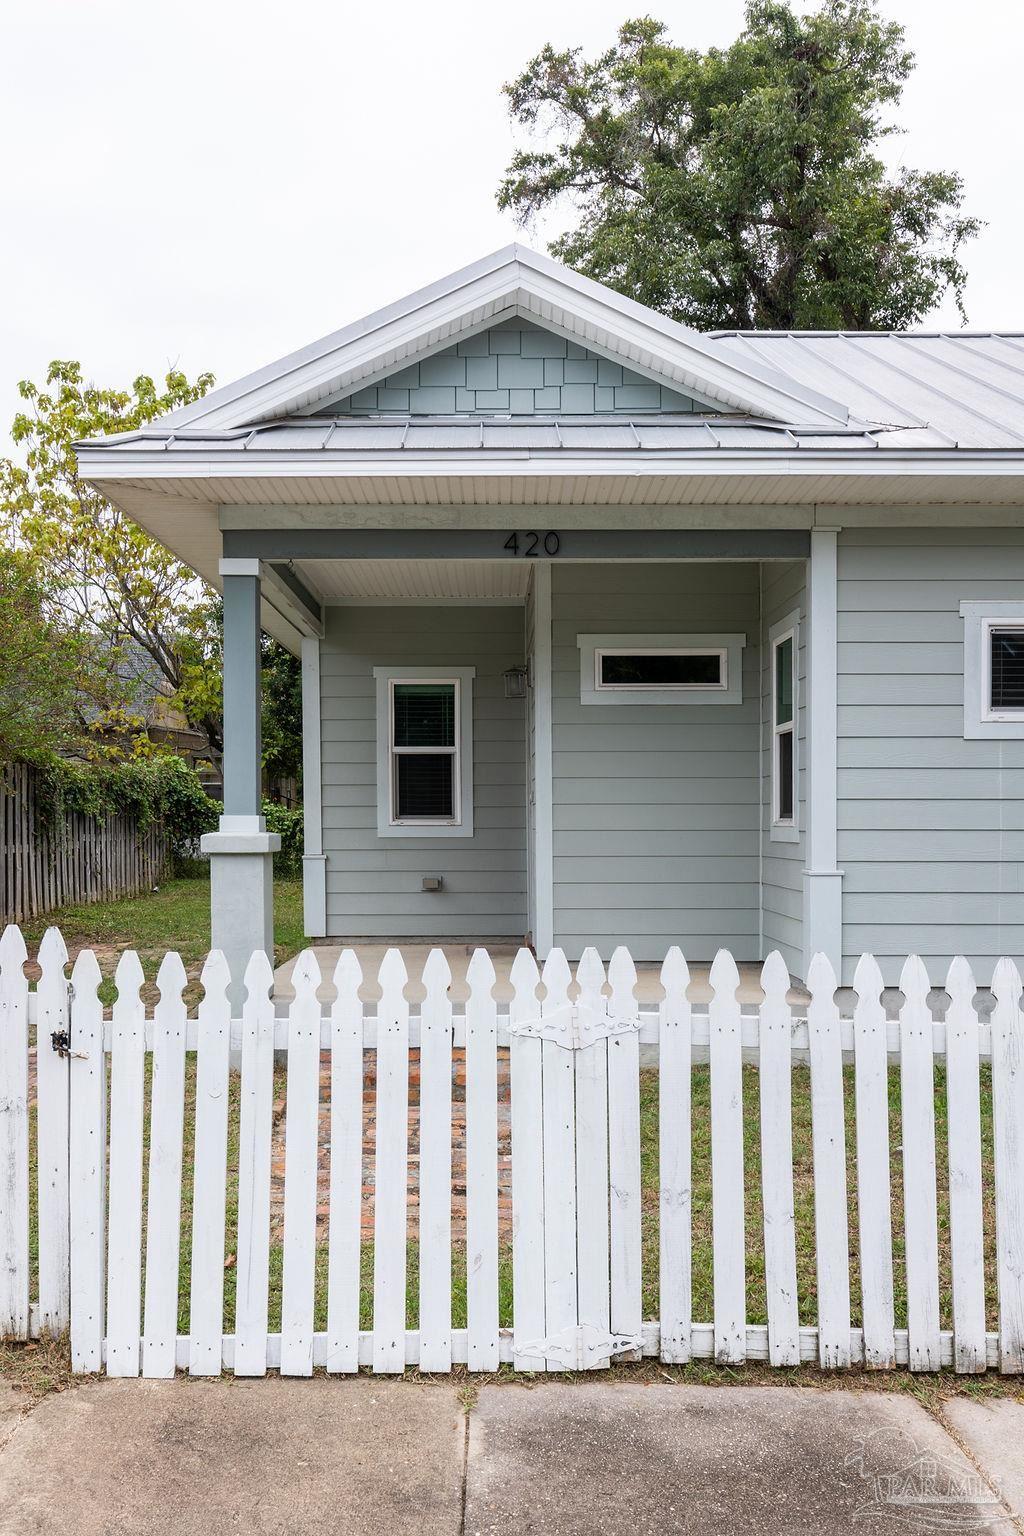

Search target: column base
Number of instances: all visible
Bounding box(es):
[201,826,281,1010]
[802,868,844,981]
[303,854,327,938]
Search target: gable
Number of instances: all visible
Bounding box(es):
[320,319,708,416]
[139,246,853,432]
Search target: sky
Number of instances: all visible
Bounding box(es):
[2,0,1022,444]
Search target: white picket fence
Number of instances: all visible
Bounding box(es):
[2,925,1024,1376]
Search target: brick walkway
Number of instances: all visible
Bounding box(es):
[269,1049,513,1244]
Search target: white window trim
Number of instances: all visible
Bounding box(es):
[577,632,746,707]
[373,666,475,838]
[769,611,800,844]
[960,601,1024,739]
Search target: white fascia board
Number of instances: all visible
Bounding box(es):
[147,245,851,434]
[74,448,1024,483]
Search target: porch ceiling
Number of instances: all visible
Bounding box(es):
[299,557,531,602]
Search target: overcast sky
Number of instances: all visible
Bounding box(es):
[2,0,1021,443]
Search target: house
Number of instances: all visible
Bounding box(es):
[75,245,1024,990]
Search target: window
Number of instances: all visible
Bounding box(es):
[769,613,799,841]
[374,667,475,837]
[577,633,746,707]
[988,628,1024,715]
[960,603,1024,739]
[595,648,727,692]
[392,682,457,821]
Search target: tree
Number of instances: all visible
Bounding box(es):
[497,2,980,330]
[261,637,303,794]
[0,360,224,756]
[0,548,86,759]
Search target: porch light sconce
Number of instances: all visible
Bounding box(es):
[422,876,443,892]
[503,665,529,700]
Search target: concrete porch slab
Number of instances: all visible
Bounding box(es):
[0,1377,465,1536]
[273,942,800,1008]
[464,1384,1014,1535]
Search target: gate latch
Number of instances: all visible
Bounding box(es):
[515,1322,643,1370]
[508,1002,641,1051]
[50,1030,85,1060]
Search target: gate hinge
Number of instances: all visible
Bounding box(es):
[515,1322,643,1370]
[509,1002,641,1051]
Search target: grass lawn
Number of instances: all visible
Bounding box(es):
[20,870,305,1005]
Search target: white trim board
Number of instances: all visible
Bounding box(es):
[300,637,326,937]
[531,565,554,955]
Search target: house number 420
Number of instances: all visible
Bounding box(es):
[503,531,561,556]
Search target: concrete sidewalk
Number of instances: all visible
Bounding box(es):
[1,1375,1022,1535]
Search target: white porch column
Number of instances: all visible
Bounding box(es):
[201,557,280,1008]
[532,563,554,957]
[802,527,843,976]
[301,635,326,936]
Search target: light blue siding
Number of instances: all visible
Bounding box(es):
[329,319,701,415]
[836,527,1024,985]
[760,561,807,978]
[548,562,761,961]
[320,606,527,938]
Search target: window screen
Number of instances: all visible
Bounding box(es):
[597,650,724,689]
[990,628,1024,713]
[391,681,458,821]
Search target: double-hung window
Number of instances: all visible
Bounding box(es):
[374,667,475,836]
[769,616,799,838]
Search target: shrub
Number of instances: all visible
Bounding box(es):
[261,799,303,876]
[30,752,219,867]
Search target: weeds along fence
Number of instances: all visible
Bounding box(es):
[0,761,170,923]
[2,926,1023,1377]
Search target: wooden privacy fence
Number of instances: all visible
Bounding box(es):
[0,761,170,924]
[2,927,1024,1376]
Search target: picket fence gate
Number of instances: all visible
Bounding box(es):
[2,925,1024,1377]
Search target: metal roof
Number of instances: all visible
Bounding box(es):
[707,333,1024,449]
[81,412,954,460]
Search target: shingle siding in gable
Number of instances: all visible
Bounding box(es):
[330,320,700,415]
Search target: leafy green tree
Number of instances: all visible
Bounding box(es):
[498,2,980,330]
[0,360,224,754]
[0,548,87,759]
[261,636,303,793]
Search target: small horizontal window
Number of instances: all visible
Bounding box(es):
[595,648,726,692]
[990,628,1024,713]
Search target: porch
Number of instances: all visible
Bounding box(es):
[272,943,781,1006]
[204,530,841,998]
